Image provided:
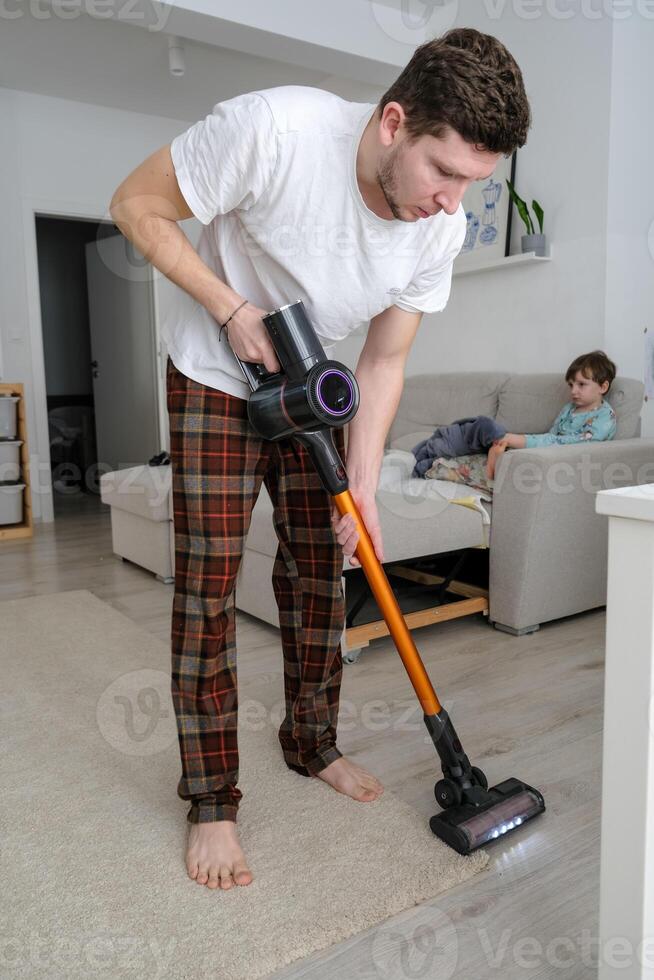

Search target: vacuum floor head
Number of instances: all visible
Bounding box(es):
[429,778,545,855]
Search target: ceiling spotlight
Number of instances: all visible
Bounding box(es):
[168,36,185,78]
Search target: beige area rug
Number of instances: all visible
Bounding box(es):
[1,590,488,980]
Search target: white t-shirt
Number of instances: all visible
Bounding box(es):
[165,85,466,398]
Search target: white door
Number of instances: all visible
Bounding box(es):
[85,236,160,473]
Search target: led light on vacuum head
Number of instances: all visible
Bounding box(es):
[457,790,542,850]
[429,778,545,855]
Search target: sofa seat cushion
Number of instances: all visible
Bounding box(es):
[245,452,488,564]
[377,490,488,560]
[100,464,172,523]
[376,450,489,559]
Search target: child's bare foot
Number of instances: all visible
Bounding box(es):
[186,820,253,890]
[486,440,506,480]
[315,756,384,802]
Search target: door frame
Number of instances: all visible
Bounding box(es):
[21,196,166,523]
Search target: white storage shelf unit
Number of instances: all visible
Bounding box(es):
[0,383,33,540]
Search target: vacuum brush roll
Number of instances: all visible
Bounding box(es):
[429,779,546,855]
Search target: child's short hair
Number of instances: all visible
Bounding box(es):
[565,350,617,392]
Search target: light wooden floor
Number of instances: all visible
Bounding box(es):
[2,491,604,980]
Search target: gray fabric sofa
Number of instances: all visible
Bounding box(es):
[235,371,651,637]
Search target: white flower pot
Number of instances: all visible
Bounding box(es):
[521,233,547,257]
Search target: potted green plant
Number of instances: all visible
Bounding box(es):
[506,180,547,256]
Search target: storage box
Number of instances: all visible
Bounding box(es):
[0,482,25,526]
[0,440,22,483]
[0,396,20,440]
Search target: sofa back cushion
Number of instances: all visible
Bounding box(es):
[387,372,644,451]
[387,372,510,450]
[496,374,644,439]
[604,377,645,438]
[494,374,571,434]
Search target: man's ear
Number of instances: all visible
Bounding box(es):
[379,101,405,147]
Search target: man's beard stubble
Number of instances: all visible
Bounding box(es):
[375,143,409,222]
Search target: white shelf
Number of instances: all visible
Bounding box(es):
[453,249,552,277]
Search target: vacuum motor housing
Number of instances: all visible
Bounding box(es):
[243,302,359,440]
[248,359,358,440]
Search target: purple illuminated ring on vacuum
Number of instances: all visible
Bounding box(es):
[315,369,354,416]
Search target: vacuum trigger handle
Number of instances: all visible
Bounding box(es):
[233,354,280,393]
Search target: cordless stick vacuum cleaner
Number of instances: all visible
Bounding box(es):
[231,300,545,855]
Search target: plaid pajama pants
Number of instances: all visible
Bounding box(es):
[166,356,346,824]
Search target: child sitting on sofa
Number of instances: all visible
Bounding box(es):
[486,349,618,479]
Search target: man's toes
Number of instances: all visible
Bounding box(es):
[219,867,234,890]
[196,867,210,885]
[186,860,199,880]
[359,780,383,800]
[206,867,221,889]
[233,864,253,885]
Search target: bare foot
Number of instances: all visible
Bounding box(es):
[185,820,253,890]
[486,441,506,480]
[315,756,384,802]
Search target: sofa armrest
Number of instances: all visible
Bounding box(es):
[489,438,654,631]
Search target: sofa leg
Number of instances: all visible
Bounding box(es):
[341,623,364,665]
[492,621,540,636]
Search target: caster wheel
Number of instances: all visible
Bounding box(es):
[471,766,488,790]
[343,648,362,664]
[434,778,462,809]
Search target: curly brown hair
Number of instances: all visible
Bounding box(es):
[379,28,531,155]
[566,351,617,392]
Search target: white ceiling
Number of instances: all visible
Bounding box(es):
[0,10,385,123]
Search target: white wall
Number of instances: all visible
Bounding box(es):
[427,3,613,374]
[0,88,194,518]
[337,4,616,380]
[604,13,654,436]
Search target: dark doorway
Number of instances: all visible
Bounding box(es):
[35,216,120,514]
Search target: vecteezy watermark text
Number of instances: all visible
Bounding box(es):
[369,0,654,46]
[0,931,177,978]
[0,0,172,30]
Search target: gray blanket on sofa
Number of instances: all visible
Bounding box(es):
[412,415,507,478]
